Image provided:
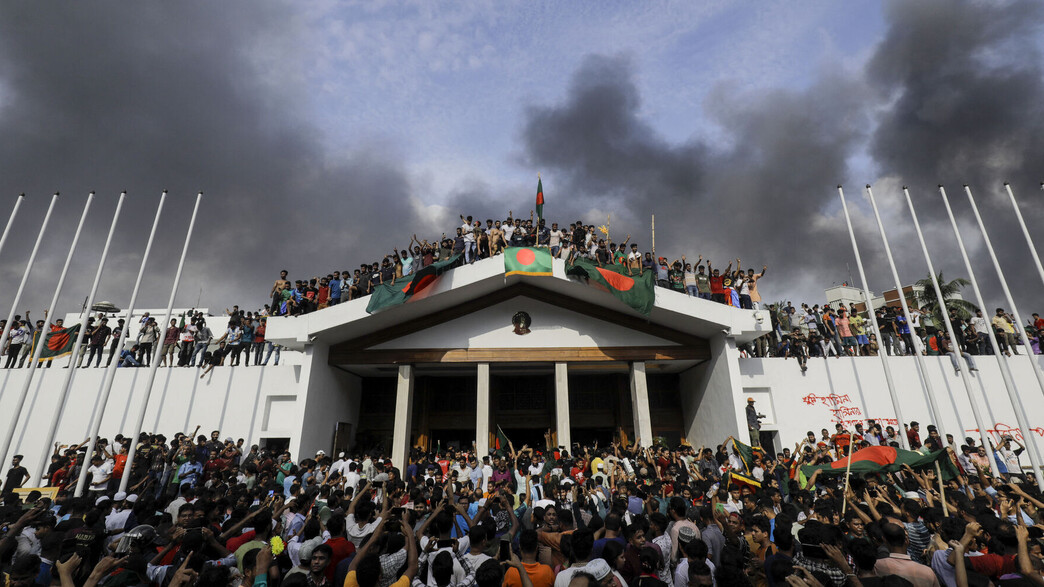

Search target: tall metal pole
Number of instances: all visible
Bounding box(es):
[865,185,946,438]
[0,194,25,269]
[0,194,59,365]
[962,185,1044,487]
[74,191,167,497]
[1003,183,1044,291]
[119,192,202,493]
[907,186,999,476]
[35,192,126,484]
[837,186,907,448]
[0,193,93,469]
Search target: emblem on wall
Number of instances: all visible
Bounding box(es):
[512,311,532,335]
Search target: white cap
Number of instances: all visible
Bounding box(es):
[127,494,139,503]
[316,450,326,456]
[113,491,127,502]
[339,452,346,458]
[96,496,111,506]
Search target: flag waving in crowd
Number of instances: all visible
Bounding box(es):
[535,175,544,221]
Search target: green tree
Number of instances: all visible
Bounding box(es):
[914,273,978,327]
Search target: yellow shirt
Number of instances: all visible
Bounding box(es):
[590,457,604,475]
[344,571,409,587]
[992,315,1015,334]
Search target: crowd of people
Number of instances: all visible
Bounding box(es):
[0,309,284,373]
[263,213,771,317]
[746,302,1039,374]
[3,411,1044,587]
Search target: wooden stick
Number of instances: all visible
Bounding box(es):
[936,461,948,516]
[841,443,855,514]
[651,215,656,257]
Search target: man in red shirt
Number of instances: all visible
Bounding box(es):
[905,421,922,450]
[707,259,732,304]
[323,514,356,581]
[203,451,229,483]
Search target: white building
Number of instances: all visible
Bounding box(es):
[2,255,1044,484]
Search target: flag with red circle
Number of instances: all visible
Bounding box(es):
[504,247,552,277]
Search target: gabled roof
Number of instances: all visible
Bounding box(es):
[265,257,772,349]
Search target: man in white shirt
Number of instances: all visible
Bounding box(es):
[330,453,347,477]
[548,224,564,257]
[87,455,113,494]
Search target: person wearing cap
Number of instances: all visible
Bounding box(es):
[745,398,764,448]
[995,435,1025,479]
[104,492,136,547]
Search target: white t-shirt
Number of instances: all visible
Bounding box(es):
[549,230,563,247]
[346,513,382,547]
[88,461,113,492]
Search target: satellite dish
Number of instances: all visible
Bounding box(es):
[91,301,121,313]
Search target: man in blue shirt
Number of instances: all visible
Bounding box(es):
[328,272,342,306]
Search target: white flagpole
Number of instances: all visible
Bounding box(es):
[74,191,167,497]
[908,186,1000,476]
[962,184,1044,488]
[0,192,93,470]
[120,191,202,493]
[837,186,908,448]
[0,193,59,363]
[0,194,26,268]
[865,185,946,438]
[1004,183,1044,290]
[34,191,126,484]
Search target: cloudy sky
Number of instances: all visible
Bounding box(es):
[1,0,1043,321]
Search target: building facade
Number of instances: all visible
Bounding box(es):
[2,256,1044,483]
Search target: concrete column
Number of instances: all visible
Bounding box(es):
[391,364,414,470]
[554,363,571,450]
[476,363,491,458]
[630,362,653,448]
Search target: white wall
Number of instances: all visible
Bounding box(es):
[0,362,305,484]
[738,354,1044,457]
[371,297,677,350]
[294,343,361,458]
[681,335,747,449]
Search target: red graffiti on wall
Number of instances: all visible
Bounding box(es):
[965,423,1044,444]
[800,392,897,429]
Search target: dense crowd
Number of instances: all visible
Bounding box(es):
[264,214,769,317]
[3,407,1043,587]
[744,303,1039,373]
[0,309,283,373]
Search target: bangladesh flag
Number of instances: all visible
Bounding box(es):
[801,445,961,480]
[535,177,544,220]
[366,254,462,313]
[494,425,511,457]
[32,324,81,361]
[567,258,655,315]
[504,247,552,276]
[731,438,765,475]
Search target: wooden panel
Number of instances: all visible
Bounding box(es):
[329,346,708,365]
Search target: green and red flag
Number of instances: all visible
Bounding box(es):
[566,258,655,315]
[31,324,81,361]
[730,438,765,475]
[366,254,462,314]
[535,177,544,221]
[801,445,960,480]
[504,246,552,277]
[494,425,511,457]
